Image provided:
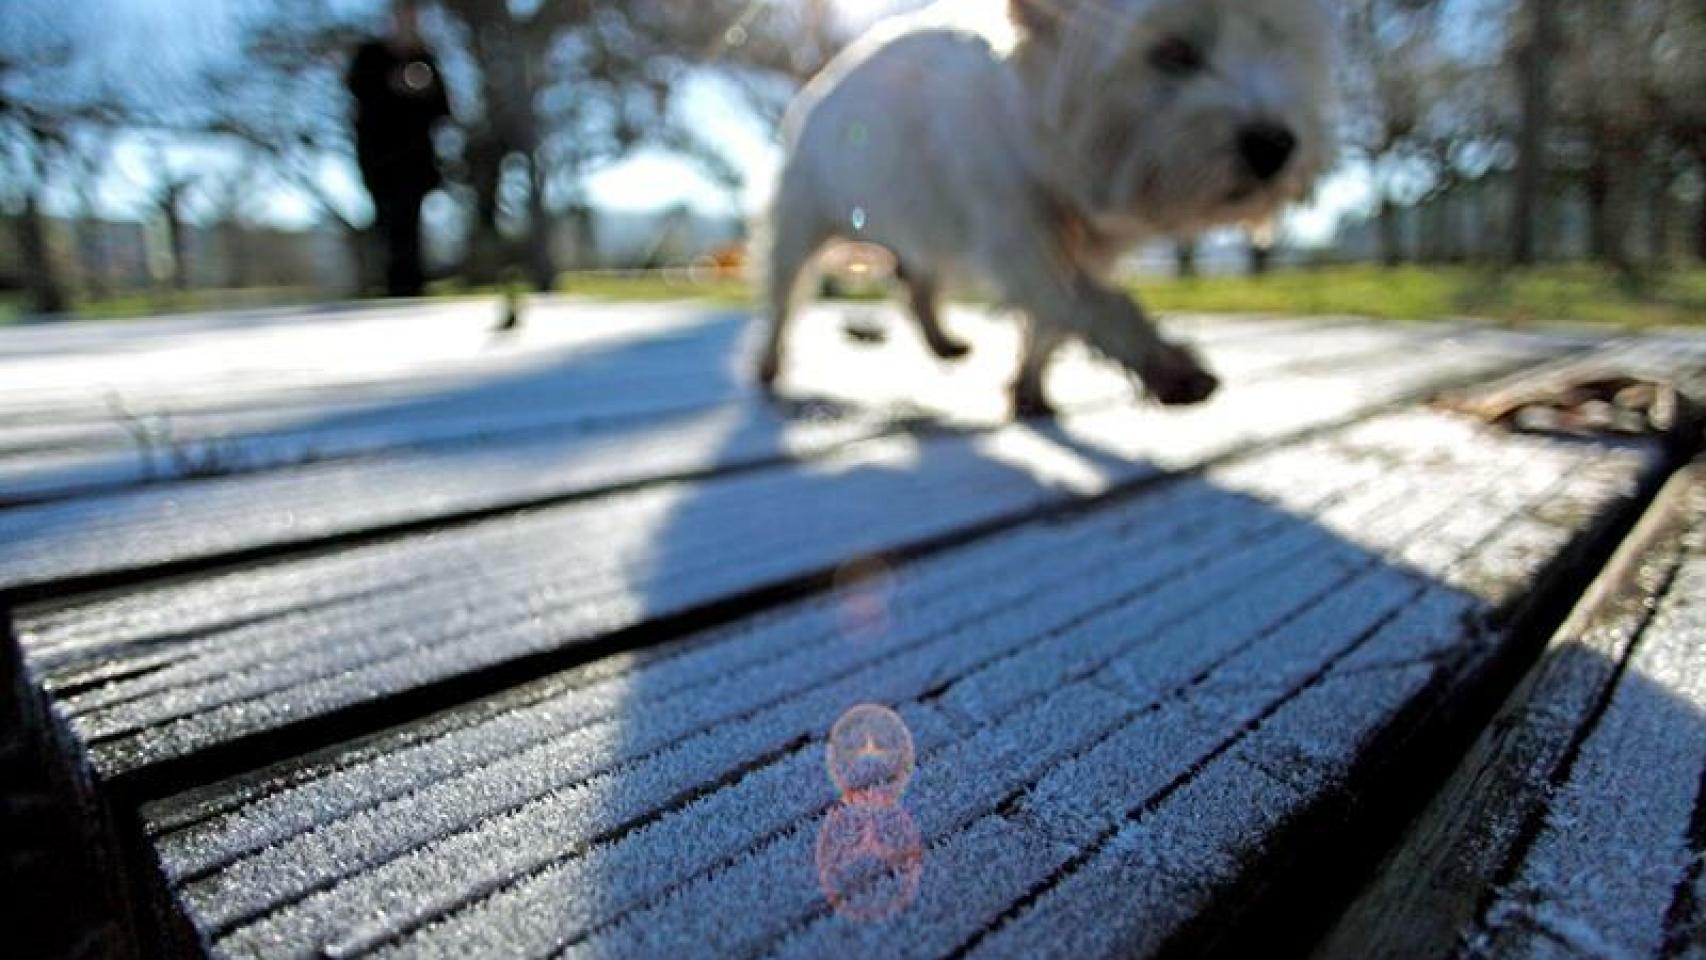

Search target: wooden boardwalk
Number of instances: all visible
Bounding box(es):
[3,299,1702,959]
[1321,462,1706,960]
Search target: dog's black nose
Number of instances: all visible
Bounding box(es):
[1238,124,1297,181]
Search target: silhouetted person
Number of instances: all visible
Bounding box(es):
[348,1,451,298]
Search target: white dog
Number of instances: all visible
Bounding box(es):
[759,0,1333,416]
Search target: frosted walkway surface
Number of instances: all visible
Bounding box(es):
[1321,462,1706,960]
[3,297,1700,959]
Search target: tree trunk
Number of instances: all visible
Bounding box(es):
[462,133,506,285]
[1174,240,1198,278]
[1378,196,1404,267]
[1585,157,1613,263]
[224,221,251,289]
[1587,145,1638,275]
[565,201,598,270]
[459,13,520,287]
[1247,238,1273,276]
[525,149,554,292]
[1698,189,1706,264]
[1422,196,1444,263]
[346,225,375,297]
[515,32,555,293]
[1692,145,1706,264]
[77,217,109,301]
[1510,0,1558,266]
[1647,156,1670,268]
[164,191,190,292]
[19,192,68,315]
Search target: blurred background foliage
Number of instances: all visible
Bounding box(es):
[1,0,1703,324]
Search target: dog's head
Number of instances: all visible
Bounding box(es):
[1012,0,1334,236]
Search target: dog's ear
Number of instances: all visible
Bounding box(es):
[1010,0,1068,34]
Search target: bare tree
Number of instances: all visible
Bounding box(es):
[136,145,202,292]
[1545,0,1673,273]
[0,69,128,313]
[1174,240,1199,279]
[434,0,843,288]
[1339,0,1454,267]
[204,0,844,294]
[64,129,117,300]
[1246,227,1277,277]
[1510,0,1558,265]
[199,155,265,289]
[1649,0,1706,260]
[0,42,92,314]
[199,2,374,293]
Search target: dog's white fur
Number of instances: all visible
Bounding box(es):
[760,0,1333,414]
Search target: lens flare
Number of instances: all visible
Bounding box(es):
[818,241,896,288]
[401,61,433,92]
[832,555,896,643]
[826,703,915,808]
[815,803,924,923]
[822,702,914,808]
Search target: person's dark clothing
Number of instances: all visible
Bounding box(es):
[369,188,426,299]
[348,39,451,297]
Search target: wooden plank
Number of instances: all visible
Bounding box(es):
[0,304,1080,472]
[841,439,1649,960]
[0,310,1453,518]
[1471,552,1706,957]
[0,309,753,502]
[174,486,1360,951]
[12,335,1542,790]
[0,402,891,595]
[0,299,713,418]
[94,408,1657,958]
[1318,463,1706,960]
[0,322,1549,596]
[0,310,1474,504]
[157,448,1404,955]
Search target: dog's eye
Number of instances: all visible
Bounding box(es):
[1149,37,1205,76]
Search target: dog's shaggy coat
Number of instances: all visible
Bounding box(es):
[760,0,1333,415]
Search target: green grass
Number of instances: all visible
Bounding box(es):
[0,287,322,325]
[551,264,1706,329]
[8,264,1703,329]
[1130,265,1706,329]
[557,272,755,305]
[424,272,759,307]
[434,271,892,307]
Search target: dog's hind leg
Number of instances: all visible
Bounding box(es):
[897,266,970,362]
[758,176,830,390]
[1012,319,1065,418]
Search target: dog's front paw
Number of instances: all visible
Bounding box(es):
[1011,384,1059,420]
[1142,343,1220,406]
[757,352,782,390]
[930,337,972,362]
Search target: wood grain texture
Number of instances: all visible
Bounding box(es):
[1319,464,1706,960]
[8,306,1688,960]
[125,413,1653,959]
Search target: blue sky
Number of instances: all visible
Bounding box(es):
[12,0,1371,244]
